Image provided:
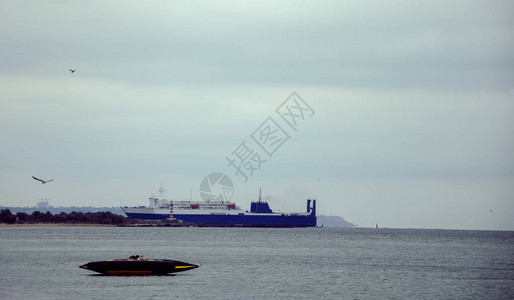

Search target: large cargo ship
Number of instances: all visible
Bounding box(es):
[122,189,316,227]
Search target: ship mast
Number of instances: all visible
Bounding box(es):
[158,185,166,198]
[259,188,262,202]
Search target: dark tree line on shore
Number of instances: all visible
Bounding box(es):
[0,209,127,225]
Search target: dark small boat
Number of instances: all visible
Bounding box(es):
[79,255,199,275]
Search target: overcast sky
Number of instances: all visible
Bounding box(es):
[1,1,513,230]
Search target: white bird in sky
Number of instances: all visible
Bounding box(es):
[32,176,54,184]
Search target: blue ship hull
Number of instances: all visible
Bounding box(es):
[124,212,316,227]
[123,198,317,227]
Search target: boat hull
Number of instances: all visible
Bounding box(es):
[80,259,199,275]
[123,212,317,227]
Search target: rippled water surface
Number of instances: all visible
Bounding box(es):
[1,227,513,299]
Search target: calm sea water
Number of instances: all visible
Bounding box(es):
[0,227,513,299]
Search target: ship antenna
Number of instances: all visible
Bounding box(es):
[259,188,262,202]
[159,185,167,197]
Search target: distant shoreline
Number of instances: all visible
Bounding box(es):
[0,222,193,228]
[0,223,322,228]
[0,223,115,228]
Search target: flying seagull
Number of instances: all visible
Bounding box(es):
[69,69,76,73]
[32,176,54,184]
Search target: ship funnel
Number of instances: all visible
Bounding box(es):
[307,199,316,216]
